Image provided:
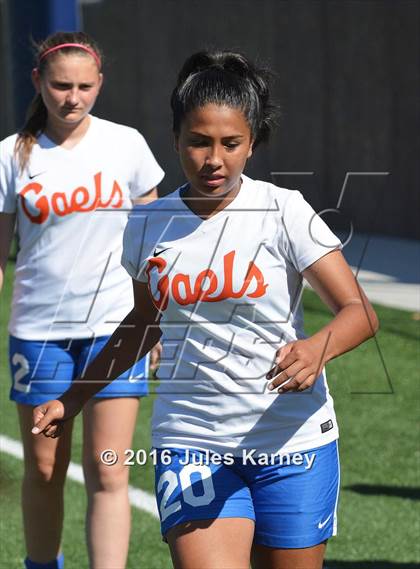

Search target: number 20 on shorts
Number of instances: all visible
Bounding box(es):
[157,463,216,522]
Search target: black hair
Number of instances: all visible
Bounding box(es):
[171,50,277,148]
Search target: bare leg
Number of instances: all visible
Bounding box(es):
[166,517,255,569]
[252,541,327,569]
[17,403,74,563]
[82,397,139,569]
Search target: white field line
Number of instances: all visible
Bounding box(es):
[0,434,159,519]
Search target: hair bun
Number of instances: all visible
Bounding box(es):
[215,52,251,77]
[179,51,251,81]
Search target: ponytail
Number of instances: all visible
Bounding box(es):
[15,94,48,174]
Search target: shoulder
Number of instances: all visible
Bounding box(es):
[125,187,183,238]
[241,175,302,212]
[128,187,183,225]
[122,188,182,261]
[0,133,19,159]
[90,115,146,143]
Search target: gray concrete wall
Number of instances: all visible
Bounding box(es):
[2,0,419,239]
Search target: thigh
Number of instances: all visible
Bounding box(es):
[82,397,140,470]
[247,441,340,550]
[252,541,326,569]
[167,517,254,569]
[9,336,75,405]
[77,335,149,398]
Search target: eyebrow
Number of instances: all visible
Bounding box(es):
[188,131,246,139]
[51,80,95,86]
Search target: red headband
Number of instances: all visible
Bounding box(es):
[39,43,101,68]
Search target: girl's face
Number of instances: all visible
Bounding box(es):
[32,53,103,129]
[175,103,253,200]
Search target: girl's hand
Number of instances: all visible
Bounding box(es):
[149,342,162,376]
[266,251,379,394]
[266,337,328,393]
[32,396,82,438]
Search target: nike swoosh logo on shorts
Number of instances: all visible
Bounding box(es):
[129,373,145,383]
[318,513,333,529]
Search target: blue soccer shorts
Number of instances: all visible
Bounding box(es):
[154,440,340,549]
[9,335,149,405]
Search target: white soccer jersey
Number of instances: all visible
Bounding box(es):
[0,115,164,340]
[122,175,341,454]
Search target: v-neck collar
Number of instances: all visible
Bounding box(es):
[177,175,250,224]
[38,115,95,153]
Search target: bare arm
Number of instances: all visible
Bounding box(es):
[32,280,162,435]
[302,249,378,360]
[266,250,379,393]
[0,212,16,292]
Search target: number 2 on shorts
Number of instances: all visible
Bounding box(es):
[12,352,30,393]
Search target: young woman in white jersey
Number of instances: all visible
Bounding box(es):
[32,50,378,569]
[0,32,164,569]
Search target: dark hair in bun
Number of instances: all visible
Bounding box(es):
[171,50,277,147]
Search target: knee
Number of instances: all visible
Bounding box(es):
[24,455,69,486]
[84,458,129,494]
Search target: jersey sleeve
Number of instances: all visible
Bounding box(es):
[0,138,17,213]
[128,131,164,199]
[278,191,342,273]
[121,209,150,283]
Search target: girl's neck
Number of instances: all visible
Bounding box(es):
[43,114,91,149]
[182,180,242,220]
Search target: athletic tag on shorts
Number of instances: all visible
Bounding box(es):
[320,419,334,433]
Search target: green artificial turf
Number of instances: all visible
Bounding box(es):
[1,261,419,568]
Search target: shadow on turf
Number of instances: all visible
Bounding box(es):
[345,484,420,500]
[326,563,419,568]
